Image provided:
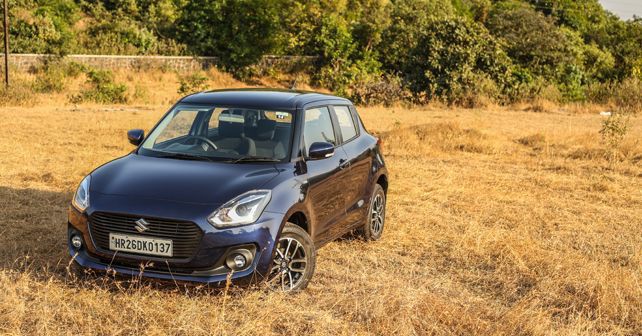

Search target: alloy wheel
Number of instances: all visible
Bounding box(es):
[370,193,385,236]
[268,236,308,291]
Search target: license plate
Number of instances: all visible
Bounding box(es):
[109,233,173,257]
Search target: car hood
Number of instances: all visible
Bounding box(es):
[90,154,279,205]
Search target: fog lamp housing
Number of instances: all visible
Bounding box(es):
[71,235,83,249]
[225,249,254,271]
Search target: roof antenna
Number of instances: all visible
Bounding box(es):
[289,80,297,90]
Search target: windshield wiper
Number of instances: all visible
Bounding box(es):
[159,152,217,162]
[231,156,281,164]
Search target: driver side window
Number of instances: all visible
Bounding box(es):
[303,107,336,155]
[154,109,199,145]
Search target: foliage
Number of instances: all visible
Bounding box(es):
[611,78,642,114]
[379,0,455,72]
[72,69,128,104]
[525,0,610,38]
[350,74,407,107]
[9,0,80,55]
[402,18,513,105]
[0,80,34,106]
[582,43,616,82]
[586,77,642,114]
[310,14,359,92]
[174,0,282,76]
[600,113,630,161]
[4,0,642,108]
[177,72,208,95]
[33,58,85,93]
[487,4,581,79]
[602,19,642,80]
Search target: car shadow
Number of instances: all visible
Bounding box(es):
[0,186,244,294]
[0,185,71,271]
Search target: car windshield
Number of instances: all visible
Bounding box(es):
[139,104,294,162]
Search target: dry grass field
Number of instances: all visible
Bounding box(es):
[0,73,641,335]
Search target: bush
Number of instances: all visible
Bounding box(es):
[586,77,642,114]
[457,73,502,108]
[402,18,514,105]
[177,72,209,95]
[34,66,66,93]
[72,69,128,104]
[600,113,630,162]
[33,59,86,93]
[487,4,583,80]
[585,81,614,105]
[310,14,360,93]
[82,20,160,55]
[349,74,407,107]
[612,78,642,114]
[379,0,455,71]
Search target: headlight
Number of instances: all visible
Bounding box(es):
[72,175,90,212]
[208,190,271,228]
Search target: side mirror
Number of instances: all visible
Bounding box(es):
[127,129,145,146]
[308,142,335,160]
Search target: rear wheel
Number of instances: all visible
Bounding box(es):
[267,223,316,291]
[361,183,386,241]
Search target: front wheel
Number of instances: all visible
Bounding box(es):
[360,184,386,241]
[267,223,316,291]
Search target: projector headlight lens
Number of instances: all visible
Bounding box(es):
[208,190,271,228]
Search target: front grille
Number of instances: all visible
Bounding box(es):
[89,212,203,259]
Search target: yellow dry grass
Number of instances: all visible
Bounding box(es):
[0,76,641,335]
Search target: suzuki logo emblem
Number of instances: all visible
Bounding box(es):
[135,218,150,233]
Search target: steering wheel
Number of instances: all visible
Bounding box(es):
[185,135,218,150]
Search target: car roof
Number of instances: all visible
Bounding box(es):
[179,88,352,111]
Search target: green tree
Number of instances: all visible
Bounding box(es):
[378,0,455,72]
[487,4,581,79]
[9,0,81,55]
[602,18,642,80]
[525,0,609,38]
[175,0,283,74]
[277,0,343,55]
[403,18,514,104]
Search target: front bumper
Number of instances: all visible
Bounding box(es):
[67,193,284,286]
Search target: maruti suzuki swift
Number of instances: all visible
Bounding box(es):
[67,89,388,291]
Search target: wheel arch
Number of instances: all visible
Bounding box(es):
[376,173,388,194]
[286,211,309,234]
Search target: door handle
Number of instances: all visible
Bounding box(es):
[339,159,350,170]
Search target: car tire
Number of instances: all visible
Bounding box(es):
[267,222,316,291]
[360,183,386,241]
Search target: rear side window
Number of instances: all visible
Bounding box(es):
[333,106,358,142]
[303,107,336,151]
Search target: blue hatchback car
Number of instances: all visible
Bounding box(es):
[67,89,388,291]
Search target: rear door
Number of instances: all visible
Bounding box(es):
[301,106,350,244]
[331,105,372,229]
